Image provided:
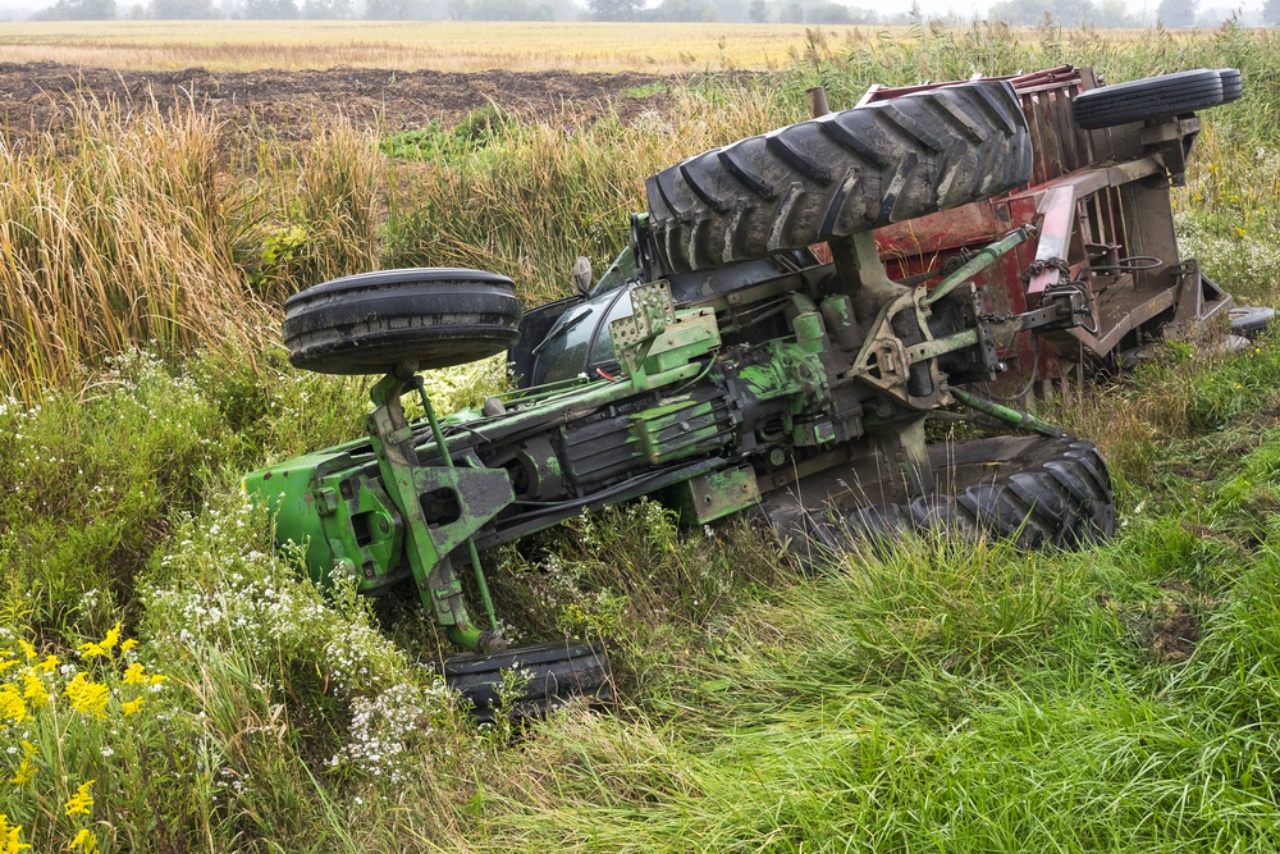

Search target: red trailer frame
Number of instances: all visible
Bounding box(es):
[857,65,1232,399]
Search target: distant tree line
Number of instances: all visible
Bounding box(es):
[25,0,1273,26]
[584,0,878,23]
[29,0,568,20]
[28,0,872,21]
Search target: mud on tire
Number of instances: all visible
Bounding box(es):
[645,80,1033,274]
[764,435,1114,555]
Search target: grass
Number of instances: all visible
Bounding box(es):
[4,21,1280,853]
[0,98,381,399]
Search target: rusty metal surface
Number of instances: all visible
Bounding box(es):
[858,64,1211,397]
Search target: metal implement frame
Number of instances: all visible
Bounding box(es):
[862,65,1233,400]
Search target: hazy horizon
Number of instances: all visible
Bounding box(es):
[0,0,1268,26]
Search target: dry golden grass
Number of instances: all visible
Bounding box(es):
[2,20,834,73]
[0,96,383,398]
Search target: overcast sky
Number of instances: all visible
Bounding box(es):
[0,0,1267,23]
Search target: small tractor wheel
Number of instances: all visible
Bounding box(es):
[1218,67,1243,103]
[282,268,522,376]
[764,435,1114,555]
[439,639,614,722]
[1071,69,1226,130]
[645,80,1033,273]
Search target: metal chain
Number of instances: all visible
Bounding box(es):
[1020,257,1072,285]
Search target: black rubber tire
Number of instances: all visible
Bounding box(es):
[282,268,522,376]
[1072,69,1225,130]
[645,80,1033,274]
[1228,305,1275,337]
[441,639,613,722]
[1218,68,1243,104]
[765,435,1113,554]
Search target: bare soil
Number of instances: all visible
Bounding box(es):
[0,61,675,141]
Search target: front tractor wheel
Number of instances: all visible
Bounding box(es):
[282,267,523,376]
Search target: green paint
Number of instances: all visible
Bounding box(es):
[924,227,1033,306]
[950,388,1066,438]
[673,466,761,525]
[630,398,724,465]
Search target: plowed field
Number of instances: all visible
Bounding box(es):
[0,61,674,139]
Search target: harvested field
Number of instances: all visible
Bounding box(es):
[0,61,676,140]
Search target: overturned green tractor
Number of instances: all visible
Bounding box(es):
[244,68,1247,715]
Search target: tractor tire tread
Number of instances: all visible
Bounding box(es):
[282,267,522,376]
[1072,69,1227,130]
[646,80,1033,273]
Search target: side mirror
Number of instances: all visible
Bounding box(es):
[572,256,592,296]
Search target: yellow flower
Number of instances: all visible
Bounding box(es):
[20,670,49,707]
[120,639,138,653]
[78,622,121,659]
[0,814,31,854]
[0,685,27,724]
[10,756,32,786]
[64,674,110,719]
[64,780,95,817]
[123,662,168,688]
[77,642,105,659]
[121,698,144,716]
[69,828,98,853]
[0,661,18,676]
[122,663,146,685]
[20,741,36,756]
[1236,226,1247,238]
[16,641,35,660]
[36,654,58,673]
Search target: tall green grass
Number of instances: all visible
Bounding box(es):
[379,86,795,304]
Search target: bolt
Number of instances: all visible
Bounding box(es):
[378,518,390,534]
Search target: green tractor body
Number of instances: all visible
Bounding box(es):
[242,68,1257,714]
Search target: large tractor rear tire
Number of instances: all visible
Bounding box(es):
[645,80,1033,274]
[763,435,1114,555]
[283,268,522,376]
